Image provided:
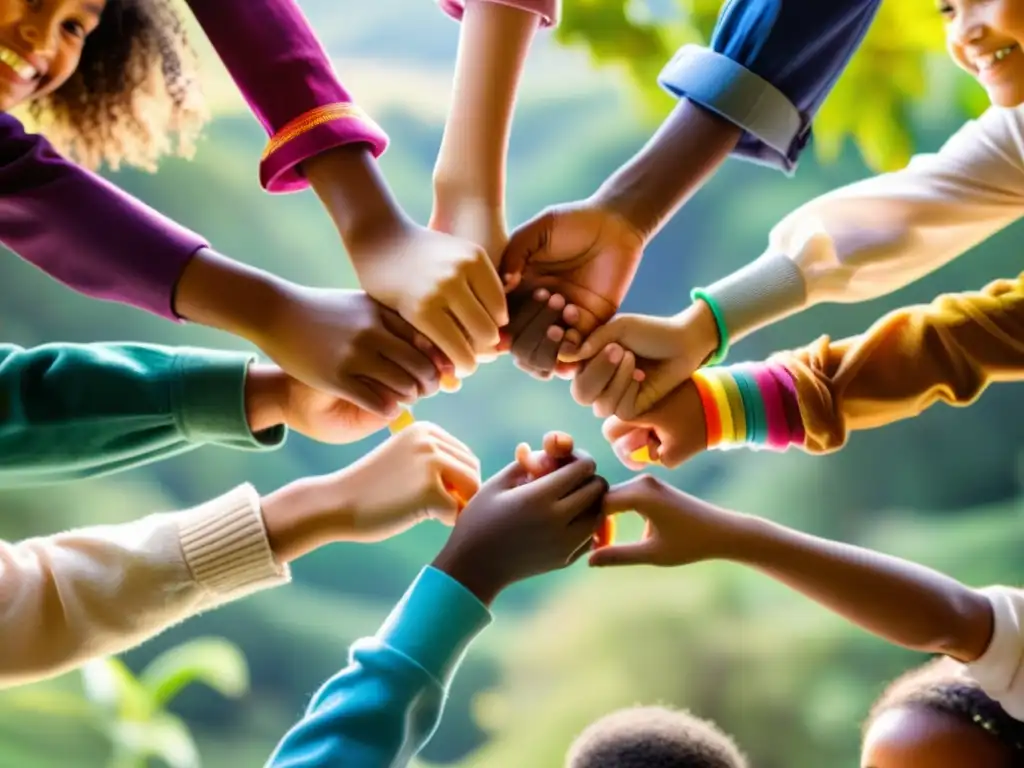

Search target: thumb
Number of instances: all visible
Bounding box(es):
[603,476,671,519]
[588,540,655,568]
[500,214,550,285]
[560,321,623,363]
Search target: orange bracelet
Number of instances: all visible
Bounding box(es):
[691,372,721,448]
[261,103,378,161]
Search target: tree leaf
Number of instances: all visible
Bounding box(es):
[80,657,154,722]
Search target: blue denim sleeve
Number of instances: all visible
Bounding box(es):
[265,567,492,768]
[658,0,883,173]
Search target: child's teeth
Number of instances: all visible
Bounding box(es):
[0,47,36,80]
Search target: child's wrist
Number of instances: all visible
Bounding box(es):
[262,474,358,562]
[244,364,288,434]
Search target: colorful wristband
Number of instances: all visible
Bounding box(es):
[690,372,722,448]
[733,367,768,447]
[718,370,747,444]
[690,288,730,366]
[703,371,735,445]
[752,366,790,450]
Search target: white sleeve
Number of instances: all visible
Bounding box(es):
[964,585,1024,720]
[0,484,289,689]
[703,106,1024,342]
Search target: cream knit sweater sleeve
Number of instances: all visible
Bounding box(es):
[0,484,289,689]
[704,105,1024,342]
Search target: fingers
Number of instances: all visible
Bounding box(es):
[523,451,597,500]
[561,319,625,363]
[364,354,422,403]
[510,293,567,379]
[542,430,574,458]
[554,474,608,520]
[514,430,574,479]
[593,353,638,419]
[500,212,550,285]
[451,281,502,354]
[588,540,657,568]
[611,428,660,471]
[338,375,399,418]
[379,311,443,397]
[603,475,673,517]
[468,257,510,327]
[434,450,483,514]
[417,307,477,378]
[571,344,636,416]
[485,459,531,491]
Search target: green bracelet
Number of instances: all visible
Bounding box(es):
[690,288,730,366]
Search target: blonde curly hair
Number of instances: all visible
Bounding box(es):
[27,0,208,171]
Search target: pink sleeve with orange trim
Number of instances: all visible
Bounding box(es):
[185,0,389,193]
[437,0,560,27]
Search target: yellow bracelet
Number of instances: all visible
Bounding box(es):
[718,370,746,444]
[702,369,736,446]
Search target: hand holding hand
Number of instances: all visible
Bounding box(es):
[589,475,747,568]
[432,449,608,604]
[430,197,509,271]
[349,219,508,378]
[261,422,481,560]
[497,199,644,379]
[601,381,707,470]
[564,302,719,420]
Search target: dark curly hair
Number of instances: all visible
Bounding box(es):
[565,706,748,768]
[865,658,1024,759]
[26,0,207,171]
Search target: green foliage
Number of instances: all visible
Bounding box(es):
[558,0,980,171]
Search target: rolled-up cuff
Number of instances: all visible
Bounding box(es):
[260,103,389,193]
[438,0,558,26]
[658,45,805,174]
[177,484,290,600]
[173,352,286,451]
[703,252,808,343]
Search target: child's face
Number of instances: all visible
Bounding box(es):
[861,707,1013,768]
[942,0,1024,107]
[0,0,104,112]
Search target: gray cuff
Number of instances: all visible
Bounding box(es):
[703,253,809,342]
[658,45,803,173]
[172,351,286,451]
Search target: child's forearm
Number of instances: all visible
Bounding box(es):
[0,342,284,488]
[591,100,741,243]
[722,514,994,663]
[433,0,541,207]
[0,485,288,689]
[694,271,1024,455]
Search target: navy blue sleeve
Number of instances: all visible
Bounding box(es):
[658,0,883,173]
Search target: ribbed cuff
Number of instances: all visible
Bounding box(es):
[966,586,1024,698]
[177,483,290,597]
[657,45,803,174]
[376,566,492,687]
[172,352,286,451]
[438,0,559,26]
[703,252,808,343]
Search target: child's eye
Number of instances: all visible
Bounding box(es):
[937,2,955,17]
[61,19,85,37]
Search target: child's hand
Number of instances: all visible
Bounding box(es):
[588,475,746,568]
[245,364,393,444]
[348,221,508,379]
[601,381,707,470]
[264,422,481,557]
[431,450,608,604]
[514,430,575,477]
[250,287,454,419]
[430,197,509,272]
[500,288,581,380]
[561,303,719,420]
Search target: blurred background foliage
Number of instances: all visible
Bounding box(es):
[2,0,1022,765]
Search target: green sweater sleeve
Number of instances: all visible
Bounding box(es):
[0,342,286,488]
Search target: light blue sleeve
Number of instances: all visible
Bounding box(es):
[266,566,492,768]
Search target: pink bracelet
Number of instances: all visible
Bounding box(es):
[752,366,791,451]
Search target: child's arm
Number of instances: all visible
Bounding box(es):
[266,437,605,768]
[595,270,1024,467]
[0,342,282,488]
[431,0,551,261]
[1,484,288,688]
[2,423,481,689]
[596,476,1024,718]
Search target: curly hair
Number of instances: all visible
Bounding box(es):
[27,0,208,171]
[865,658,1024,757]
[565,706,748,768]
